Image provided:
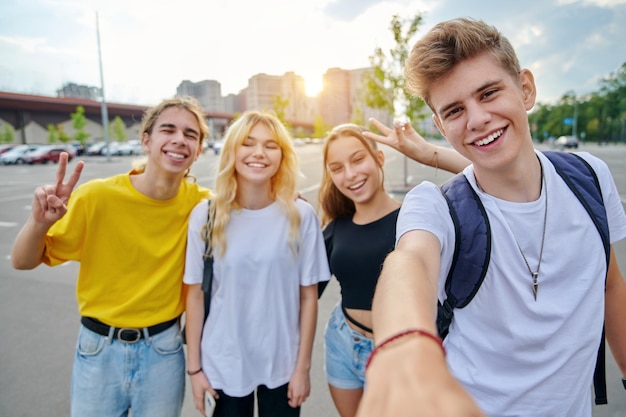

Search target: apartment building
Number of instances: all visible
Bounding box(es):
[177,79,223,112]
[175,66,392,129]
[319,67,393,127]
[56,83,101,101]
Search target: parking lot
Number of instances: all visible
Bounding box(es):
[1,142,625,416]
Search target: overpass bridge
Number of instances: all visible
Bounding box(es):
[0,91,313,144]
[0,91,234,144]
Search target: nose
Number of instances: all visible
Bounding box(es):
[171,129,186,144]
[344,164,357,179]
[466,101,491,131]
[251,143,265,157]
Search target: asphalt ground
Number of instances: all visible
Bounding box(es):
[1,141,625,416]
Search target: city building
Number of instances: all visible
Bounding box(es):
[177,79,224,112]
[56,83,101,101]
[318,67,393,128]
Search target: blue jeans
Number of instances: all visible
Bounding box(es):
[70,322,185,417]
[323,302,373,389]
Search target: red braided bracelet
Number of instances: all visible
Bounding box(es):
[365,328,445,370]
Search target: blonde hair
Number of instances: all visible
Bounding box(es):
[133,96,209,179]
[405,18,521,111]
[208,110,301,256]
[318,123,384,227]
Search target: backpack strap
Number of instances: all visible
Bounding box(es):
[543,151,609,264]
[543,150,610,405]
[201,200,214,323]
[438,173,491,339]
[182,200,214,344]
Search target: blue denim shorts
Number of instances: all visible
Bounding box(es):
[323,302,373,390]
[71,321,185,417]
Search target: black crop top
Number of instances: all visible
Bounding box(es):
[322,208,400,310]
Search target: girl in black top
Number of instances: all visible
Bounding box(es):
[318,122,468,417]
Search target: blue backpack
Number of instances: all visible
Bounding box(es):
[437,150,610,405]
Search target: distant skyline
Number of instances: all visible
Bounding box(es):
[1,0,625,106]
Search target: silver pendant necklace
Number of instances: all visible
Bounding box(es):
[512,161,547,301]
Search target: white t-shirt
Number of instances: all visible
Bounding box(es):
[184,199,330,396]
[396,151,626,417]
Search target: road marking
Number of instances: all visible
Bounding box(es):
[0,194,34,203]
[0,221,18,227]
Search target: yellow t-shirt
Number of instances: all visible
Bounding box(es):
[43,171,211,328]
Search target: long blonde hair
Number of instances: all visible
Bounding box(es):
[318,123,385,227]
[208,110,301,256]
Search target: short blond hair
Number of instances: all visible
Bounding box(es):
[405,18,521,110]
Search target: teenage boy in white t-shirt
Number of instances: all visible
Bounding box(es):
[359,17,626,417]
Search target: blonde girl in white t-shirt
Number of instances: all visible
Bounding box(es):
[184,110,330,417]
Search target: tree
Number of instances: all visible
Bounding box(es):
[1,123,15,144]
[111,116,127,142]
[361,12,426,124]
[528,62,626,144]
[272,95,292,132]
[57,124,70,143]
[47,124,58,143]
[70,105,90,144]
[350,106,366,126]
[312,115,332,139]
[361,12,427,186]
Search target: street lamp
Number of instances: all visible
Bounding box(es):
[96,12,111,162]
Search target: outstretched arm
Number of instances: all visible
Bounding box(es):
[356,230,484,417]
[11,152,84,269]
[364,117,469,174]
[604,246,626,378]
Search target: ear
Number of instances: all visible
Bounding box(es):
[519,69,537,111]
[376,149,385,166]
[193,141,203,161]
[141,132,151,154]
[432,113,446,138]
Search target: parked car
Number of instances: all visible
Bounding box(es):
[23,144,76,164]
[556,135,579,150]
[71,141,87,156]
[0,144,40,165]
[113,140,143,156]
[87,141,120,156]
[0,144,18,155]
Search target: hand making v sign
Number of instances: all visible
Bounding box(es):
[10,152,84,270]
[33,152,84,225]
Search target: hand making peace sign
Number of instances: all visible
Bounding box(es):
[31,152,84,225]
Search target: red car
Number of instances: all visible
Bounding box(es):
[0,144,18,155]
[24,145,76,164]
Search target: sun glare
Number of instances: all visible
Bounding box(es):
[304,74,323,97]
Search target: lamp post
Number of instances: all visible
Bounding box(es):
[572,99,578,138]
[96,12,110,162]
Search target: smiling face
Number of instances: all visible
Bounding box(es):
[326,133,384,207]
[141,107,202,176]
[430,52,537,175]
[234,122,282,188]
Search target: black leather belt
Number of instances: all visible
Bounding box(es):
[81,316,178,343]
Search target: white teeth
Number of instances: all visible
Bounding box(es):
[168,152,185,159]
[349,180,365,190]
[248,163,265,168]
[475,129,503,146]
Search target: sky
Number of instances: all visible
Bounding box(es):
[1,0,625,107]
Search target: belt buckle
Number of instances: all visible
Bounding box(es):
[117,328,142,343]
